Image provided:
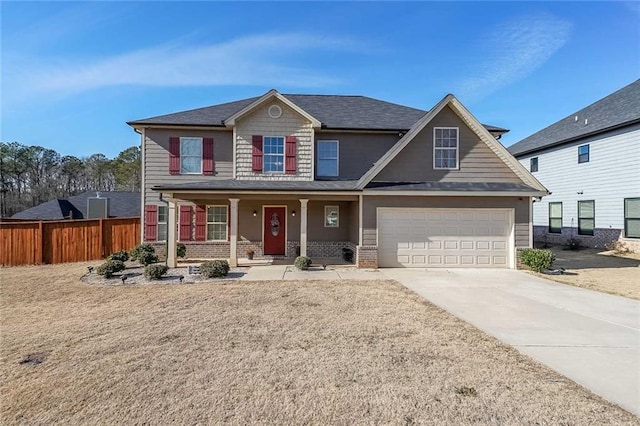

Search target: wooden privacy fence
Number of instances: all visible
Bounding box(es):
[0,217,141,266]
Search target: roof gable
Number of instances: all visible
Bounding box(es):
[509,79,640,156]
[224,90,321,127]
[356,95,547,192]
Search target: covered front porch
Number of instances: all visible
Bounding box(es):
[161,193,360,267]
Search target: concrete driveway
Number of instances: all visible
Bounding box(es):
[381,268,640,416]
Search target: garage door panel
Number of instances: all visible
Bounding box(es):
[378,208,511,268]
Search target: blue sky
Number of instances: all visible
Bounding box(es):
[1,1,638,158]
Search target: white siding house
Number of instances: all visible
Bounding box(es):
[509,80,640,251]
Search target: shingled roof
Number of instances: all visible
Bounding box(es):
[509,79,640,157]
[12,191,140,220]
[128,93,508,133]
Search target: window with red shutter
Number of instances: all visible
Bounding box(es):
[203,138,214,175]
[179,205,193,241]
[144,205,158,241]
[285,136,297,174]
[252,135,263,172]
[169,137,180,175]
[195,205,207,241]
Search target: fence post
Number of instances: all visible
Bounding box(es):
[99,218,104,258]
[37,221,44,264]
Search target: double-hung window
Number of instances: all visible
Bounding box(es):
[180,137,203,174]
[317,140,339,177]
[434,127,458,169]
[578,200,595,236]
[530,157,539,172]
[548,202,562,234]
[207,206,228,241]
[624,198,640,238]
[324,205,339,227]
[578,144,590,163]
[263,137,285,173]
[157,206,168,242]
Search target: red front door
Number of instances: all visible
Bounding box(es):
[264,207,286,255]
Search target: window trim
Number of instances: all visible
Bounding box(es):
[324,205,339,228]
[433,127,459,170]
[263,136,285,174]
[578,144,590,164]
[530,157,539,172]
[157,205,168,242]
[624,198,640,239]
[317,140,339,177]
[179,137,203,174]
[578,200,595,236]
[206,205,229,242]
[548,202,562,234]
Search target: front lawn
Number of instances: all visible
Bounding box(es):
[0,263,635,424]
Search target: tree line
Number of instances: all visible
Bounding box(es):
[0,142,141,217]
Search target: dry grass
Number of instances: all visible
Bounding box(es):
[1,263,637,425]
[537,246,640,300]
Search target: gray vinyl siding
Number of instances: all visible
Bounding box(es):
[144,129,233,203]
[517,123,640,230]
[307,201,352,241]
[361,196,530,247]
[373,106,522,183]
[314,132,399,179]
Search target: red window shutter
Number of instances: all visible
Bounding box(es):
[285,136,297,174]
[203,138,214,175]
[195,205,207,241]
[252,135,263,172]
[144,205,158,241]
[179,205,193,241]
[169,137,180,175]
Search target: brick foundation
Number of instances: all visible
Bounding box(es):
[356,245,378,269]
[307,241,356,260]
[533,226,629,250]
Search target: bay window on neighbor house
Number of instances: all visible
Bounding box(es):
[624,198,640,238]
[578,200,595,236]
[180,137,203,174]
[317,140,339,177]
[548,202,562,233]
[207,206,228,241]
[157,206,168,242]
[434,127,459,169]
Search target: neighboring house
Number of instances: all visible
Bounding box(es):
[128,90,546,268]
[11,191,140,220]
[508,80,640,252]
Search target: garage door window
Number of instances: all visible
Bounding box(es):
[548,202,562,234]
[578,200,595,236]
[624,198,640,238]
[434,127,458,169]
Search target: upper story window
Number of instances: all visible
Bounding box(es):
[624,198,640,239]
[207,206,228,241]
[317,140,339,177]
[578,200,595,236]
[578,144,590,163]
[530,157,539,172]
[434,127,459,169]
[263,136,285,173]
[180,137,202,174]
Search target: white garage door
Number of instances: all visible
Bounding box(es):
[378,208,512,268]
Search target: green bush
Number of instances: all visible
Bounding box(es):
[138,251,159,266]
[294,256,312,270]
[520,248,555,272]
[144,264,168,280]
[96,260,125,278]
[200,260,230,278]
[108,250,129,262]
[130,243,155,261]
[177,243,187,258]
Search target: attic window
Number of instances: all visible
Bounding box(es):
[433,127,459,169]
[268,104,282,119]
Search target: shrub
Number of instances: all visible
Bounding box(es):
[565,237,581,251]
[200,260,230,278]
[108,250,129,262]
[130,243,155,261]
[144,264,168,280]
[138,251,159,266]
[294,256,312,270]
[96,260,125,278]
[520,248,555,272]
[177,243,187,258]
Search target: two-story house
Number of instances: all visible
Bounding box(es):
[127,90,547,268]
[508,80,640,252]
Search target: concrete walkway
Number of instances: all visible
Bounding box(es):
[241,265,383,281]
[380,268,640,416]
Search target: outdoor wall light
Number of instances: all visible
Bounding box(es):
[253,210,257,217]
[292,210,296,216]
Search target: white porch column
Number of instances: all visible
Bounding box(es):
[300,199,309,257]
[229,198,239,267]
[166,199,178,268]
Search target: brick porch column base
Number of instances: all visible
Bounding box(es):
[357,245,378,269]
